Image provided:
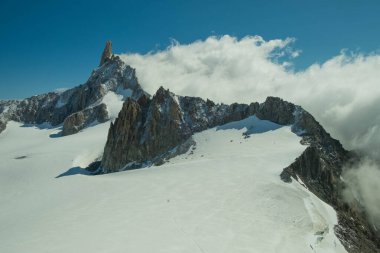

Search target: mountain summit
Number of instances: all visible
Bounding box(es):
[100,40,113,66]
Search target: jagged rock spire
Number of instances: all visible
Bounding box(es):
[99,40,113,66]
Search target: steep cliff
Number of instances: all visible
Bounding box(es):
[100,87,261,173]
[99,40,112,66]
[256,97,380,253]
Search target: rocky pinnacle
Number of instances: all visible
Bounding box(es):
[99,40,113,66]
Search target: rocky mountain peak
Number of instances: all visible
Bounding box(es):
[100,87,187,173]
[99,40,113,66]
[0,42,148,136]
[256,96,295,125]
[154,86,172,102]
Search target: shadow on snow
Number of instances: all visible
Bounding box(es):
[56,161,101,178]
[55,166,92,178]
[216,115,284,135]
[20,122,63,138]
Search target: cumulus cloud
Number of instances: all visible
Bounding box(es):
[120,35,380,158]
[119,35,380,223]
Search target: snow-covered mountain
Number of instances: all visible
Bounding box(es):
[0,42,379,253]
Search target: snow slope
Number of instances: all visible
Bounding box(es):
[0,117,347,253]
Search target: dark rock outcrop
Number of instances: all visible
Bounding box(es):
[62,103,109,135]
[100,40,113,66]
[101,88,189,172]
[101,98,143,171]
[0,120,6,133]
[256,96,295,125]
[263,98,380,253]
[100,88,192,172]
[335,206,380,253]
[99,95,329,174]
[100,87,260,173]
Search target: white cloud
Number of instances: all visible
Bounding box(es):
[343,160,380,227]
[119,35,380,160]
[119,35,380,224]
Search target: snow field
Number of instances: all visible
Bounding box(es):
[0,117,347,252]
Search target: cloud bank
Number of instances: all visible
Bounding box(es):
[119,35,380,223]
[343,160,380,227]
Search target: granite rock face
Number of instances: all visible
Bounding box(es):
[101,88,189,172]
[100,87,260,173]
[101,98,145,171]
[101,88,193,172]
[99,95,332,173]
[256,96,295,125]
[62,103,109,135]
[100,40,113,66]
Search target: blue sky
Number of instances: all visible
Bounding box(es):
[0,0,379,99]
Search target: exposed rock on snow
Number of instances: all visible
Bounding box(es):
[62,103,109,135]
[101,88,190,173]
[100,87,261,173]
[100,94,309,174]
[0,120,5,133]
